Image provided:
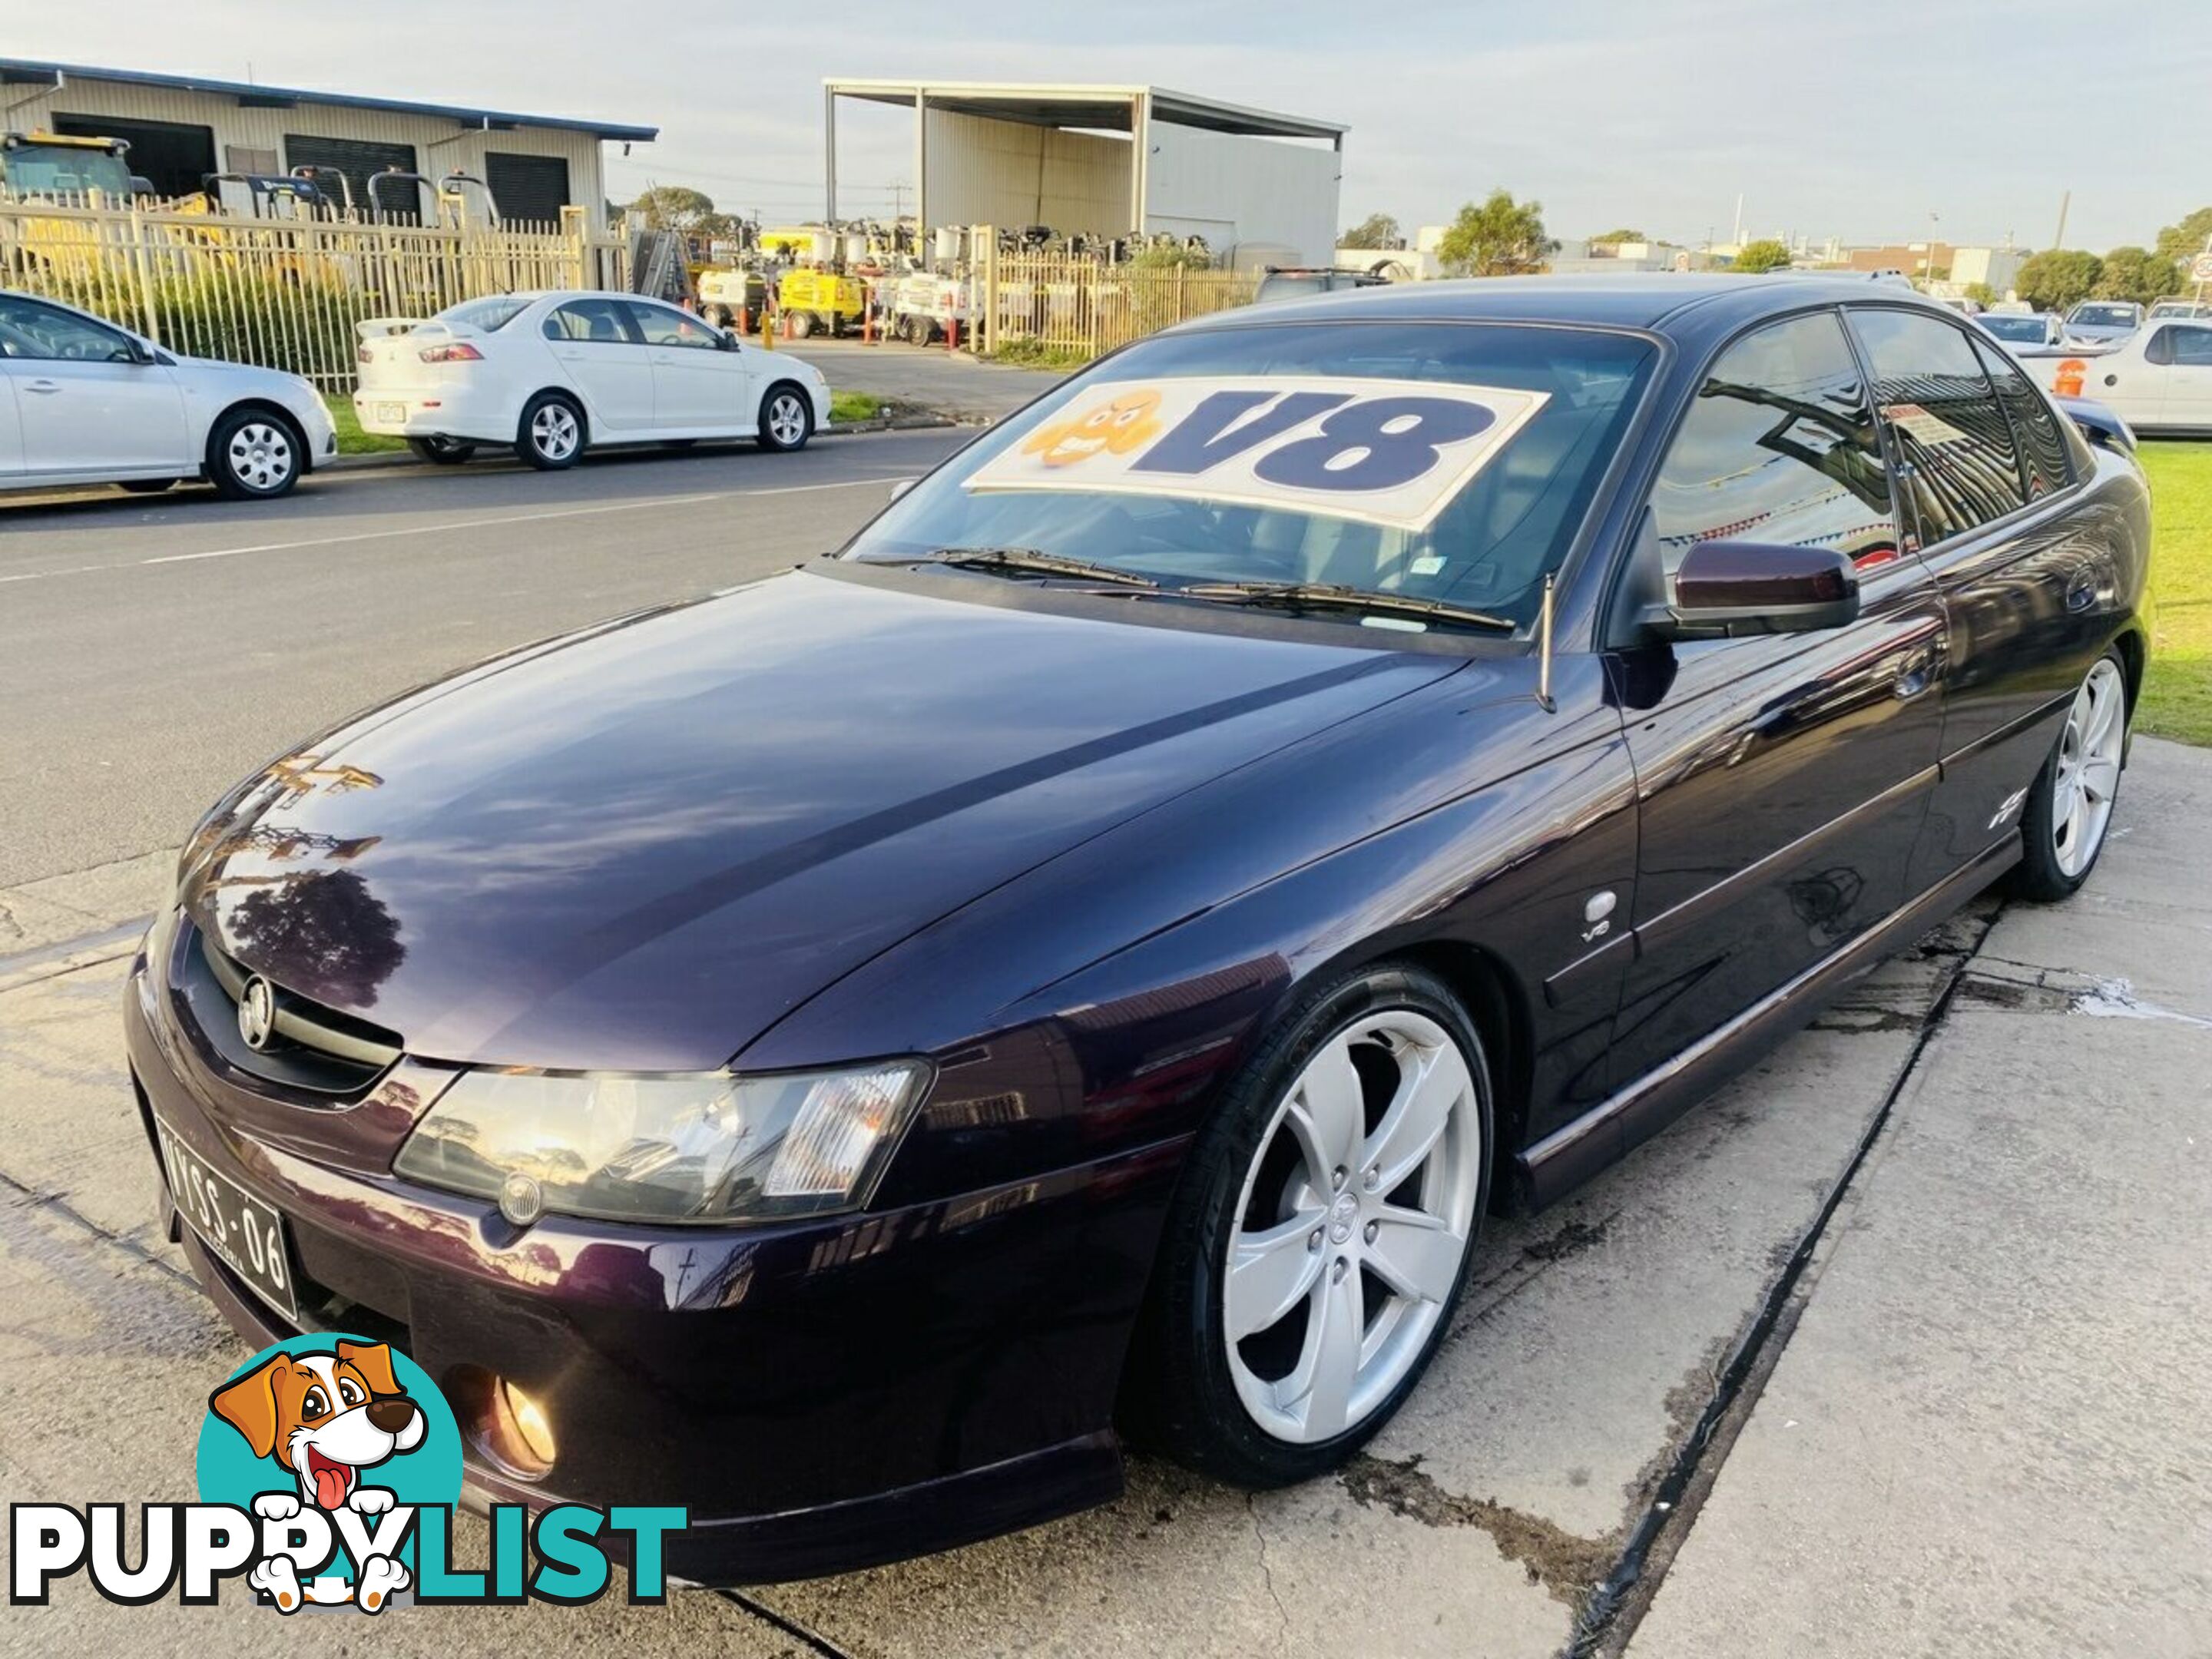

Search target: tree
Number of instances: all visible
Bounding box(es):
[2093,245,2184,307]
[1591,227,1646,247]
[2154,207,2212,267]
[1341,212,1402,249]
[1731,238,1793,274]
[1435,190,1558,277]
[627,184,738,241]
[1965,281,1998,309]
[2015,249,2103,313]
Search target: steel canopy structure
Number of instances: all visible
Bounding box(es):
[822,79,1347,264]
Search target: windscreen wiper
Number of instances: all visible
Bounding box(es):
[1172,581,1517,632]
[916,546,1159,588]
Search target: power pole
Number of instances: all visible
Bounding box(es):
[2051,190,2071,251]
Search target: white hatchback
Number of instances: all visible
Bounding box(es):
[353,291,833,469]
[0,290,336,501]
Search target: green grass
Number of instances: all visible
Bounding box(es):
[2139,443,2212,746]
[323,394,408,456]
[986,339,1093,371]
[829,390,884,424]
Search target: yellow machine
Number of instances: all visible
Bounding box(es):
[0,131,138,200]
[777,267,866,337]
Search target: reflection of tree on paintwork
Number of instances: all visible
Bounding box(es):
[229,869,406,1010]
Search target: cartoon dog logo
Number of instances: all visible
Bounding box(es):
[1022,387,1165,468]
[209,1338,424,1612]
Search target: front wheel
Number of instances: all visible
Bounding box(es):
[516,392,585,470]
[756,385,813,452]
[407,435,477,465]
[206,409,303,499]
[1131,963,1491,1487]
[2012,651,2128,902]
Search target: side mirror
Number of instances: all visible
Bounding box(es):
[1661,541,1860,637]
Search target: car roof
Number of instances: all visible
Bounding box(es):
[1186,273,1951,338]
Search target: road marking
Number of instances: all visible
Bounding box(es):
[0,475,918,586]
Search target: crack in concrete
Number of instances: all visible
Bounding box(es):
[1247,1492,1293,1644]
[1520,1210,1619,1265]
[715,1588,856,1659]
[0,1164,195,1290]
[1339,1453,1614,1605]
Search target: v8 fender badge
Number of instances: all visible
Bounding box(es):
[1988,786,2030,830]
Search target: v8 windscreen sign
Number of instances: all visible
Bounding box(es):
[964,376,1550,532]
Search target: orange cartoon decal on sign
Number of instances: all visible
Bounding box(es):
[1022,388,1166,468]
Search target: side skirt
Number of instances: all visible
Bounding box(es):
[1515,834,2020,1210]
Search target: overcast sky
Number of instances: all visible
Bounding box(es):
[18,0,2210,252]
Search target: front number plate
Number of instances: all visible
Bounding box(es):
[155,1117,299,1323]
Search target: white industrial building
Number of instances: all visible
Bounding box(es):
[0,58,655,228]
[822,81,1346,269]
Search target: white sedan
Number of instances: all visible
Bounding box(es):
[0,291,336,501]
[2037,317,2212,436]
[353,291,833,469]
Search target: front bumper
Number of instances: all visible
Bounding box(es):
[126,952,1184,1582]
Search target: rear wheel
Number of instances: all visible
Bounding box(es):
[756,384,813,452]
[406,435,477,465]
[1131,962,1491,1486]
[206,408,303,499]
[516,392,585,470]
[2012,651,2128,902]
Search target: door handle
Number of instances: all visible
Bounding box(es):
[23,379,61,394]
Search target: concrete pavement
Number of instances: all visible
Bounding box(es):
[789,336,1065,423]
[1628,737,2212,1659]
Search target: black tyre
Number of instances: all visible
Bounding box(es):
[789,309,817,339]
[516,391,586,470]
[406,435,477,465]
[118,478,177,494]
[706,305,733,329]
[756,383,814,453]
[205,407,304,500]
[2012,650,2129,902]
[1129,962,1492,1487]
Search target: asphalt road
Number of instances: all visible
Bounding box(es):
[0,431,968,890]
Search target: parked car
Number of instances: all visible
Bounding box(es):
[1253,267,1392,303]
[2146,299,2212,322]
[133,276,2149,1583]
[353,290,831,469]
[1976,310,2063,348]
[2059,299,2142,346]
[0,290,333,499]
[2039,318,2212,435]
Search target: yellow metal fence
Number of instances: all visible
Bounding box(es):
[1,200,629,391]
[978,244,1258,360]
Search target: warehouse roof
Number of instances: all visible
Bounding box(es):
[823,80,1346,143]
[0,58,659,143]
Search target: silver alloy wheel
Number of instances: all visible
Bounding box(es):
[767,393,808,446]
[226,421,293,492]
[2052,657,2125,877]
[531,402,581,461]
[1224,1009,1481,1444]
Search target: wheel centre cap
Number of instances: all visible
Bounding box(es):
[1328,1190,1359,1244]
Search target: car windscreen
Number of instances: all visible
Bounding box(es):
[439,296,530,332]
[2067,304,2137,327]
[841,321,1658,630]
[1978,316,2046,342]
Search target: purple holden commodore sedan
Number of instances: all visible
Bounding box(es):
[129,275,2151,1581]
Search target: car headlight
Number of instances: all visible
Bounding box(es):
[392,1061,931,1225]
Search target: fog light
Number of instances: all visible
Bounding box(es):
[503,1381,557,1465]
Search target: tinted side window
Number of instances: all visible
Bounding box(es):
[544,299,636,343]
[1650,310,1899,573]
[1847,309,2027,548]
[2169,325,2212,366]
[1970,335,2071,500]
[628,303,720,349]
[0,296,139,362]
